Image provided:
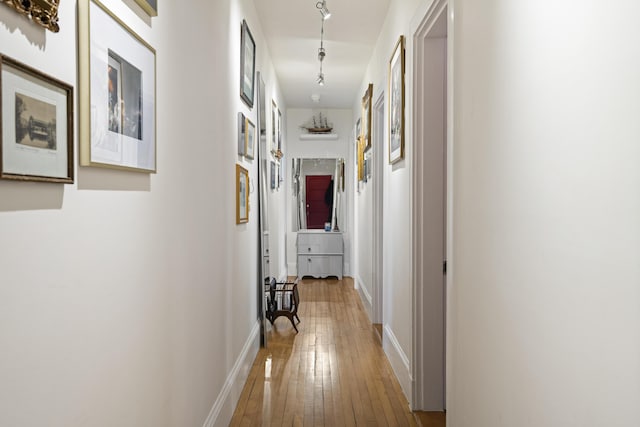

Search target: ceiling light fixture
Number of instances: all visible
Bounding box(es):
[316,7,328,86]
[316,0,331,20]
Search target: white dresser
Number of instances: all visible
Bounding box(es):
[297,230,343,279]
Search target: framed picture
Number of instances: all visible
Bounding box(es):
[78,0,156,173]
[1,55,73,183]
[388,35,405,164]
[277,108,282,151]
[236,164,249,224]
[271,100,277,153]
[357,138,365,182]
[133,0,157,17]
[355,117,361,143]
[237,112,246,156]
[240,20,256,108]
[245,118,255,159]
[270,160,276,190]
[361,83,373,151]
[1,0,60,32]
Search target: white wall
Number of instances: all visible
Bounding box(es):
[449,1,640,426]
[286,108,354,276]
[0,1,286,426]
[352,0,425,401]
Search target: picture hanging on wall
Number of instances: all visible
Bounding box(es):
[362,83,373,151]
[237,112,246,156]
[133,0,157,17]
[78,0,156,173]
[245,117,255,159]
[240,19,256,108]
[1,0,60,32]
[271,100,277,153]
[270,160,276,190]
[236,164,249,224]
[388,35,405,164]
[0,55,74,183]
[277,108,283,151]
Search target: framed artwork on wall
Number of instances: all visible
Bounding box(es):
[0,55,74,183]
[270,160,276,190]
[236,164,249,224]
[357,138,365,182]
[240,19,256,108]
[271,100,277,153]
[245,117,255,159]
[237,112,246,156]
[388,35,405,164]
[277,108,282,152]
[361,83,373,151]
[78,0,156,173]
[1,0,60,32]
[133,0,157,17]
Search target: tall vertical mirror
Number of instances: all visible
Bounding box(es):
[257,73,269,346]
[292,158,344,231]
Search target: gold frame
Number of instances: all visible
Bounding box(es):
[388,35,405,164]
[0,55,74,183]
[236,164,250,224]
[78,0,157,173]
[361,83,373,151]
[1,0,60,32]
[133,0,157,17]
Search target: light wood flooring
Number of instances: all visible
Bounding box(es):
[230,277,445,426]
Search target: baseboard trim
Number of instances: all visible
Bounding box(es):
[202,321,260,427]
[355,275,373,322]
[383,324,413,407]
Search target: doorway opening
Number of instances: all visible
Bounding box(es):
[372,93,385,337]
[411,0,449,411]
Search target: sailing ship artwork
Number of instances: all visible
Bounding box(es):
[300,112,333,134]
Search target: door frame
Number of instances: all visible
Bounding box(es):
[410,0,451,411]
[372,93,385,325]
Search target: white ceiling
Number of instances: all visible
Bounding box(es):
[253,0,391,109]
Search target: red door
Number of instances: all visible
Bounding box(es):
[305,175,332,229]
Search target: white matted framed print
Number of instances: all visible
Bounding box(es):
[245,118,255,159]
[388,35,405,164]
[0,55,74,183]
[236,164,249,224]
[78,0,156,173]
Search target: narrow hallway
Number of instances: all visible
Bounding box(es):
[230,278,445,426]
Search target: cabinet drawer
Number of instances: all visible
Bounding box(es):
[297,233,343,254]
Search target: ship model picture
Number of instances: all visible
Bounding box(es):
[301,112,333,134]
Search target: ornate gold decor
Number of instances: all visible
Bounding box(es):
[2,0,60,32]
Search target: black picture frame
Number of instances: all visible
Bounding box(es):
[0,55,74,183]
[240,19,256,108]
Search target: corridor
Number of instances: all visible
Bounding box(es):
[230,278,445,426]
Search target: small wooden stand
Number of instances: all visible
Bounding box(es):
[265,278,300,332]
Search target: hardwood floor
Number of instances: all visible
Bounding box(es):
[229,277,446,426]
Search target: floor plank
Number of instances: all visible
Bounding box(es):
[229,277,446,426]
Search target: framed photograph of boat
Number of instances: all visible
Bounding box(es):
[240,19,256,108]
[1,0,60,32]
[133,0,157,17]
[361,83,373,151]
[388,35,405,164]
[78,0,156,172]
[0,55,74,183]
[236,164,249,224]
